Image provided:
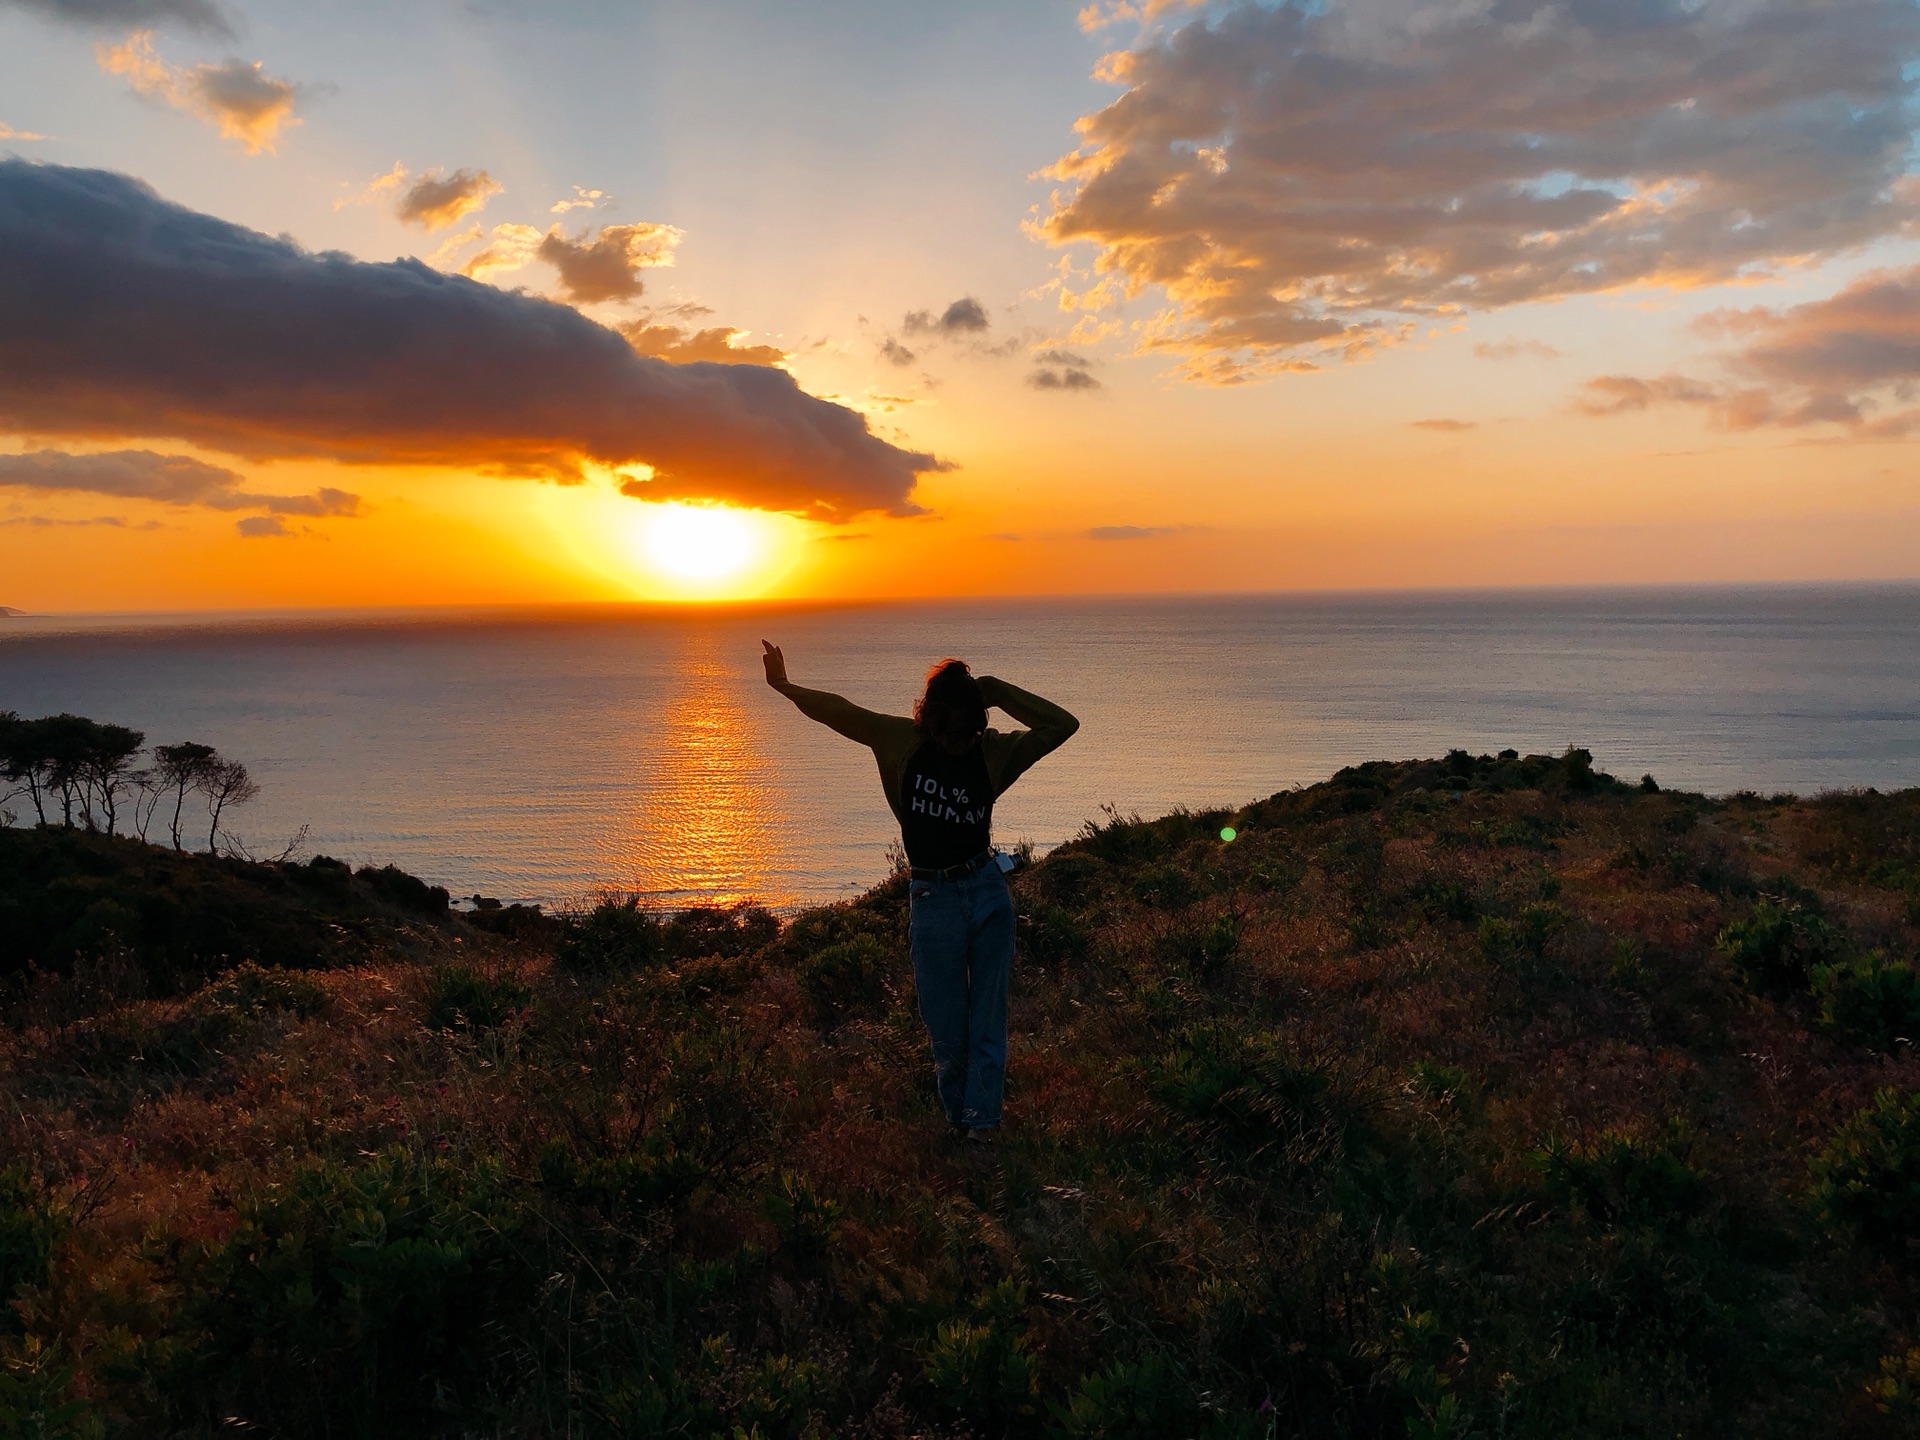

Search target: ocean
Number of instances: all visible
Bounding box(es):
[2,585,1916,909]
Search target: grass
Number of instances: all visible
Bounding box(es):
[2,748,1919,1436]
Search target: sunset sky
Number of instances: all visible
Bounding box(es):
[4,0,1920,609]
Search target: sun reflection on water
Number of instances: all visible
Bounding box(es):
[617,632,795,908]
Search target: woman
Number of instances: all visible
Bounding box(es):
[761,641,1079,1141]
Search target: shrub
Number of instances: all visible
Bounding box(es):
[1477,903,1568,972]
[1812,951,1920,1050]
[1715,898,1836,990]
[1417,878,1479,923]
[1152,912,1239,977]
[1534,1130,1708,1230]
[422,964,532,1031]
[0,1165,59,1322]
[555,895,664,974]
[1018,902,1090,968]
[185,1148,532,1432]
[354,863,450,917]
[1142,1026,1349,1173]
[663,904,778,961]
[1053,1352,1206,1439]
[201,961,330,1019]
[1810,1088,1920,1257]
[923,1280,1038,1426]
[795,935,888,1024]
[1131,863,1201,911]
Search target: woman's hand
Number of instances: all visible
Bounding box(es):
[761,640,790,690]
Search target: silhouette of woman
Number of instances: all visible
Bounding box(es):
[762,641,1079,1142]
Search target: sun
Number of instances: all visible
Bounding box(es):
[645,505,754,581]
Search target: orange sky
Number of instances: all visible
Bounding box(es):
[3,0,1920,610]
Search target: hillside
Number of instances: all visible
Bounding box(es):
[3,750,1920,1437]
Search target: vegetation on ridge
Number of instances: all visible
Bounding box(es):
[2,748,1920,1436]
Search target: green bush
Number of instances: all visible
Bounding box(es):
[1417,878,1479,923]
[1810,1088,1920,1257]
[186,1148,531,1433]
[0,1166,59,1323]
[663,904,778,961]
[1131,863,1201,911]
[1534,1130,1708,1230]
[1812,952,1920,1050]
[1715,899,1836,990]
[555,895,664,974]
[1018,902,1090,968]
[1052,1352,1208,1439]
[201,961,330,1019]
[923,1280,1038,1427]
[1477,903,1568,972]
[795,935,888,1024]
[422,964,533,1031]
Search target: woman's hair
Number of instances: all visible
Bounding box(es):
[914,657,987,740]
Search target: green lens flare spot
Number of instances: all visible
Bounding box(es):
[1220,826,1237,842]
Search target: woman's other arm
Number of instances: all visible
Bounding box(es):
[978,674,1080,795]
[761,640,902,749]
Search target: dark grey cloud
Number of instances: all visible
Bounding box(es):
[903,297,990,336]
[0,449,360,515]
[536,222,679,304]
[879,337,917,367]
[2,0,230,33]
[1576,265,1920,438]
[1085,524,1173,540]
[0,161,939,521]
[235,514,290,538]
[1031,349,1091,369]
[1409,418,1474,432]
[1045,0,1920,381]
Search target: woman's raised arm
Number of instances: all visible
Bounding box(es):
[977,674,1080,795]
[762,640,900,748]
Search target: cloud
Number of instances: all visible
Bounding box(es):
[0,123,52,141]
[1475,339,1560,363]
[903,297,990,336]
[1031,348,1091,368]
[537,222,681,304]
[1409,418,1474,432]
[0,513,161,529]
[1043,0,1920,381]
[1575,265,1920,438]
[620,322,786,367]
[0,161,940,521]
[1085,524,1173,540]
[879,337,917,368]
[235,514,290,538]
[551,186,608,214]
[2,0,230,34]
[97,31,298,154]
[457,219,682,303]
[0,449,362,516]
[1029,365,1100,391]
[393,168,502,230]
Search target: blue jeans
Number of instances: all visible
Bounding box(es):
[908,863,1015,1130]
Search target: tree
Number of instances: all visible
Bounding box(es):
[0,711,30,825]
[37,714,98,829]
[153,742,217,850]
[79,722,144,835]
[202,758,261,853]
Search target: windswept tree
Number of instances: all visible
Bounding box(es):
[203,757,261,853]
[153,742,217,850]
[79,721,145,835]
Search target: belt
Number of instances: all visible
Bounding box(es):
[910,848,997,883]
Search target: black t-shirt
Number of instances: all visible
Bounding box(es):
[898,738,993,868]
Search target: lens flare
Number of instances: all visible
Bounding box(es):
[1220,826,1237,842]
[646,505,753,580]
